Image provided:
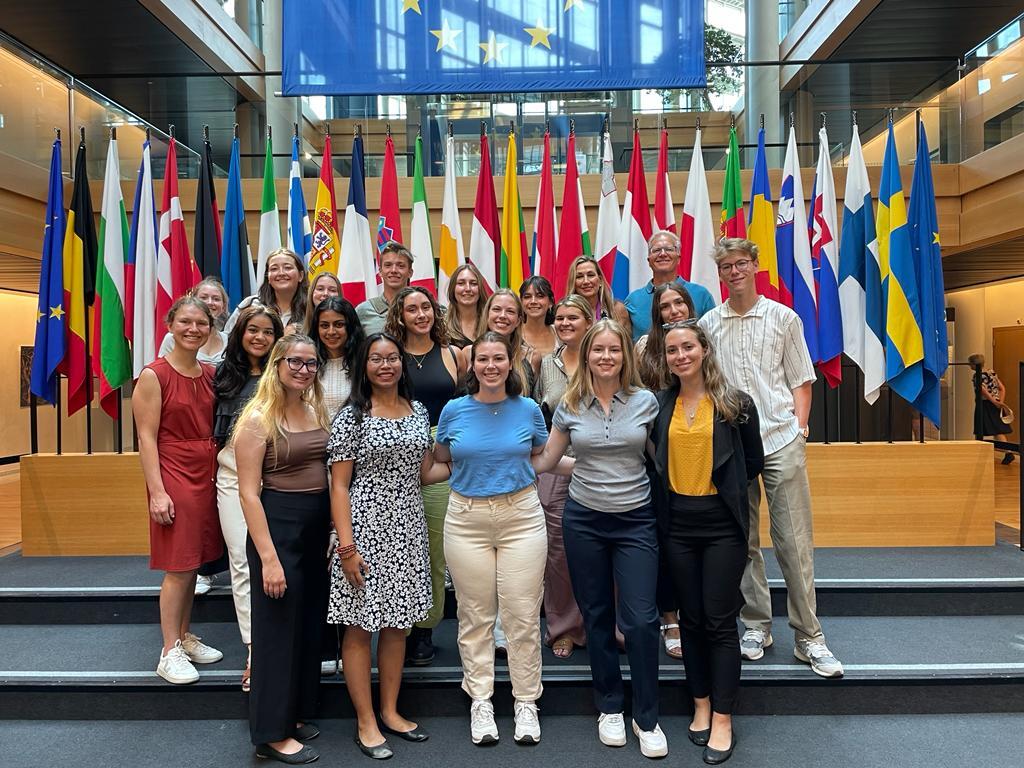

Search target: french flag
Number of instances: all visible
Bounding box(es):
[810,126,843,387]
[777,125,817,359]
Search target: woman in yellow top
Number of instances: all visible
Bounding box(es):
[648,321,763,766]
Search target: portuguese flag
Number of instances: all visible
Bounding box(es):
[720,126,746,238]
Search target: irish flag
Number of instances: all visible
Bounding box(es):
[410,134,436,294]
[437,133,466,298]
[469,132,500,293]
[93,136,132,418]
[500,129,529,291]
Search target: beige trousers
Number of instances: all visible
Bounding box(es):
[444,485,547,702]
[740,435,824,643]
[217,445,252,645]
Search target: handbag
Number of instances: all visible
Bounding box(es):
[1000,405,1015,425]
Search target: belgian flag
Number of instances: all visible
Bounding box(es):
[58,139,98,416]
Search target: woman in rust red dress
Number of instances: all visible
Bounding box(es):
[133,295,225,685]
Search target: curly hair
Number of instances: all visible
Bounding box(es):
[385,286,450,347]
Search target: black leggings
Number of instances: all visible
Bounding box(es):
[661,497,747,715]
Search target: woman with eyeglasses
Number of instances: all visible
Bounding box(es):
[226,248,310,335]
[234,334,331,765]
[444,262,488,349]
[385,287,466,667]
[649,322,763,765]
[328,333,440,759]
[565,256,632,336]
[520,276,558,361]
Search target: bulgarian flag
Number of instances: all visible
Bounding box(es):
[680,126,720,304]
[410,134,437,294]
[93,135,132,418]
[156,137,199,350]
[60,139,98,416]
[308,134,341,280]
[554,128,591,299]
[468,131,500,294]
[256,132,281,285]
[437,132,466,298]
[593,128,620,287]
[720,126,746,238]
[654,126,676,235]
[531,128,557,286]
[500,129,529,291]
[378,131,404,255]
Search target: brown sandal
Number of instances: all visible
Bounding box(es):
[551,636,574,659]
[242,650,251,692]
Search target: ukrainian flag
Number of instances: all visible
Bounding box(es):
[876,123,924,403]
[747,128,779,301]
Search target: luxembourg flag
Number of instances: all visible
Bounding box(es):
[339,133,378,304]
[654,126,676,235]
[810,126,843,387]
[777,125,817,359]
[680,126,720,304]
[286,134,312,267]
[839,123,885,404]
[614,129,652,298]
[593,129,620,286]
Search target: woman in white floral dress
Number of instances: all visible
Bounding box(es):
[327,331,450,759]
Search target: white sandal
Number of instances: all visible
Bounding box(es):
[660,623,683,658]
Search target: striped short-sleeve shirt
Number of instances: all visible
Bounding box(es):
[698,296,816,455]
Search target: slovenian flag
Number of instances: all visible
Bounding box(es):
[810,126,843,387]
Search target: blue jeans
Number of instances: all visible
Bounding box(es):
[562,497,660,730]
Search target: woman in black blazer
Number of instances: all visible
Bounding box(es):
[648,321,763,766]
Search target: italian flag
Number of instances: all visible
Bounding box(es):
[93,137,132,418]
[256,134,281,284]
[410,134,436,294]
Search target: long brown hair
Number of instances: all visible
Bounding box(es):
[638,283,696,390]
[477,288,530,382]
[385,286,450,347]
[258,248,309,326]
[664,322,746,423]
[445,262,488,345]
[562,319,641,415]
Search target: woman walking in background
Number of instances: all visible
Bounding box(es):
[970,352,1015,464]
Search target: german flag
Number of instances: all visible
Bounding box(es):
[58,140,98,416]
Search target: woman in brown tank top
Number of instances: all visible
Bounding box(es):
[234,334,331,765]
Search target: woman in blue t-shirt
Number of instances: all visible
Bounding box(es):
[433,331,570,748]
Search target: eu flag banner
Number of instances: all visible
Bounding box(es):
[30,138,66,405]
[283,0,706,96]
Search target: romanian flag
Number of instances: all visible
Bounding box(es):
[437,133,466,298]
[30,138,66,405]
[593,129,620,287]
[59,140,98,416]
[468,132,501,294]
[156,138,199,350]
[877,123,924,405]
[308,134,341,280]
[339,132,379,304]
[720,126,745,239]
[500,129,529,291]
[654,127,676,235]
[747,127,779,301]
[410,134,437,294]
[193,134,222,280]
[614,129,652,298]
[93,136,132,418]
[531,129,558,287]
[378,132,404,253]
[220,135,256,310]
[556,129,590,298]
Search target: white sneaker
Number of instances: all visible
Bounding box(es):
[795,639,845,678]
[632,720,668,758]
[320,659,338,676]
[181,632,223,664]
[598,712,627,747]
[740,628,772,661]
[157,640,199,684]
[470,699,499,745]
[194,575,214,595]
[513,699,541,744]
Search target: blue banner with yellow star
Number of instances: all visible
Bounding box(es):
[282,0,705,95]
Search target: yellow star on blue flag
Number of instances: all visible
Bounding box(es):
[524,19,554,49]
[431,18,462,52]
[402,0,422,14]
[479,32,508,64]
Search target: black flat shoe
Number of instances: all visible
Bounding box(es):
[255,743,320,764]
[354,735,393,760]
[295,722,320,741]
[381,723,429,742]
[405,627,435,667]
[703,734,737,765]
[688,727,711,746]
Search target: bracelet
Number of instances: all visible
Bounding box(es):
[335,543,357,559]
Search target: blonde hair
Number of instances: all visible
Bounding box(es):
[477,288,531,381]
[664,323,746,423]
[562,319,641,414]
[232,334,329,456]
[565,256,616,319]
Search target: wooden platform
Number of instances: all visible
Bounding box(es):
[19,442,997,556]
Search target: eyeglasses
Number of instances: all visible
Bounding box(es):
[661,319,700,330]
[650,246,679,255]
[368,355,402,366]
[282,357,319,372]
[718,258,754,274]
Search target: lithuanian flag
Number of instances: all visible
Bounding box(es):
[500,129,529,291]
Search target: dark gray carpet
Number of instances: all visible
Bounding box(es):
[2,714,1021,768]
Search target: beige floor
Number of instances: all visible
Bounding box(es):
[0,469,22,550]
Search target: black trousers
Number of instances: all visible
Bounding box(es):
[248,489,330,745]
[563,498,660,730]
[661,495,747,715]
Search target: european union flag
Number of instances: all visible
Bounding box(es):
[30,139,67,405]
[283,0,706,96]
[908,120,948,426]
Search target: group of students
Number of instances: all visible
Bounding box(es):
[134,233,843,767]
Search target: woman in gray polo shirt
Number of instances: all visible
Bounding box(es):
[533,318,665,759]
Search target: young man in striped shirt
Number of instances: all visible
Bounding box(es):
[698,238,843,679]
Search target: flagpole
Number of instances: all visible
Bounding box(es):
[915,108,926,444]
[30,394,39,455]
[78,126,93,456]
[53,125,62,456]
[819,110,831,446]
[108,123,125,455]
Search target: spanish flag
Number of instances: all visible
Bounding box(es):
[308,134,340,280]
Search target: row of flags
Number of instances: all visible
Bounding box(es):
[29,118,947,425]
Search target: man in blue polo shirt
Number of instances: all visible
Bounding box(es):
[624,230,716,340]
